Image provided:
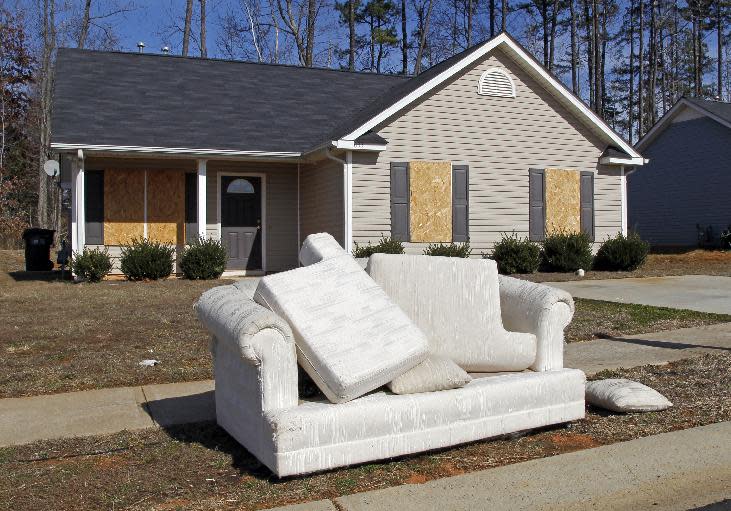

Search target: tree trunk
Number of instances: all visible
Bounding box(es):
[592,0,600,113]
[549,0,560,70]
[502,0,507,31]
[542,0,549,66]
[77,0,92,49]
[490,0,495,38]
[570,0,578,93]
[629,0,635,142]
[639,0,644,133]
[351,0,357,71]
[469,0,474,44]
[182,0,193,56]
[649,0,657,124]
[200,0,207,57]
[401,0,408,73]
[414,0,434,74]
[37,0,57,229]
[718,0,723,99]
[305,0,316,66]
[583,0,594,109]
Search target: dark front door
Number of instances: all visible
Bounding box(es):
[221,176,262,270]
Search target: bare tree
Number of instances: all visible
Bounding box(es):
[401,0,408,72]
[490,0,496,37]
[569,0,578,92]
[277,0,320,66]
[36,0,56,229]
[502,0,507,30]
[183,0,193,55]
[414,0,434,73]
[200,0,207,57]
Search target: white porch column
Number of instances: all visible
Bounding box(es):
[344,150,353,253]
[197,159,207,239]
[71,150,85,254]
[620,165,628,236]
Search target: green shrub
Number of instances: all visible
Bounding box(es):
[353,236,405,258]
[71,247,112,282]
[423,242,472,258]
[541,230,593,272]
[489,233,541,274]
[120,238,175,281]
[181,237,228,279]
[721,226,731,250]
[593,232,650,271]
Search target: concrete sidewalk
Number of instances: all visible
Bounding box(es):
[271,421,731,511]
[0,380,214,447]
[547,275,731,314]
[1,322,729,447]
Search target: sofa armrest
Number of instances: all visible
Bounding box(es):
[497,275,575,371]
[195,285,299,413]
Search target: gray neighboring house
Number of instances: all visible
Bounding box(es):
[630,97,731,247]
[52,32,643,275]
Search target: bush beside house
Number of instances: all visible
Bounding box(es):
[181,237,228,279]
[71,247,112,282]
[593,232,650,271]
[423,242,472,257]
[489,233,541,274]
[120,238,175,281]
[353,236,404,258]
[540,230,594,272]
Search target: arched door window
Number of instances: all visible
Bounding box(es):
[226,178,255,194]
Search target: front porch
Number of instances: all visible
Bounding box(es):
[66,155,346,275]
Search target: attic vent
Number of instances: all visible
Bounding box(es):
[477,68,516,98]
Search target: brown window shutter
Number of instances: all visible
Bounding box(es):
[390,162,409,241]
[452,165,469,242]
[580,171,595,241]
[529,168,545,241]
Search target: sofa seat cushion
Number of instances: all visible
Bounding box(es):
[387,354,472,395]
[270,368,586,454]
[254,255,429,404]
[367,254,537,372]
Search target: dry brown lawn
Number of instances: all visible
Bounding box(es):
[2,249,730,398]
[0,353,728,511]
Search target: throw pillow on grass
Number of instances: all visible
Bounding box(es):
[586,379,672,413]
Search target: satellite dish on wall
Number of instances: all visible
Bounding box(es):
[44,160,60,178]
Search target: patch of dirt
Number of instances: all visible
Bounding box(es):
[519,250,731,283]
[1,353,728,511]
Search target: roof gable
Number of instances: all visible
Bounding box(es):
[330,33,642,161]
[637,97,731,151]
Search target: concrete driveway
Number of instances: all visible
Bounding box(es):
[547,275,731,314]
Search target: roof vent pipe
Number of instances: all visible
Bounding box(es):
[137,41,145,53]
[161,46,170,54]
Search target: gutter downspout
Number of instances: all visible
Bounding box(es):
[325,148,352,253]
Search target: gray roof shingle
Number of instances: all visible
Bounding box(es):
[52,49,409,154]
[685,97,731,125]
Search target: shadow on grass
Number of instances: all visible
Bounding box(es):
[594,334,731,352]
[6,270,72,282]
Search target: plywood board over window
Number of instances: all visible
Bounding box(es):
[147,169,185,245]
[409,160,452,242]
[545,168,580,234]
[104,168,145,245]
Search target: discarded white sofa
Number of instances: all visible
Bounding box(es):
[195,233,585,477]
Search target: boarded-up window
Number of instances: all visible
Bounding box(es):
[185,173,198,244]
[104,169,145,245]
[452,165,469,242]
[409,161,452,243]
[390,162,409,241]
[85,170,104,245]
[147,170,185,245]
[545,168,581,235]
[580,172,595,241]
[529,168,545,241]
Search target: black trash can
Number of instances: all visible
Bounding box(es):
[22,228,56,271]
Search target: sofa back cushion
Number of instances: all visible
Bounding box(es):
[366,254,536,371]
[299,232,345,266]
[254,254,429,403]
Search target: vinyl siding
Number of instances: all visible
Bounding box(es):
[206,161,299,272]
[629,115,731,246]
[300,158,345,246]
[351,47,621,255]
